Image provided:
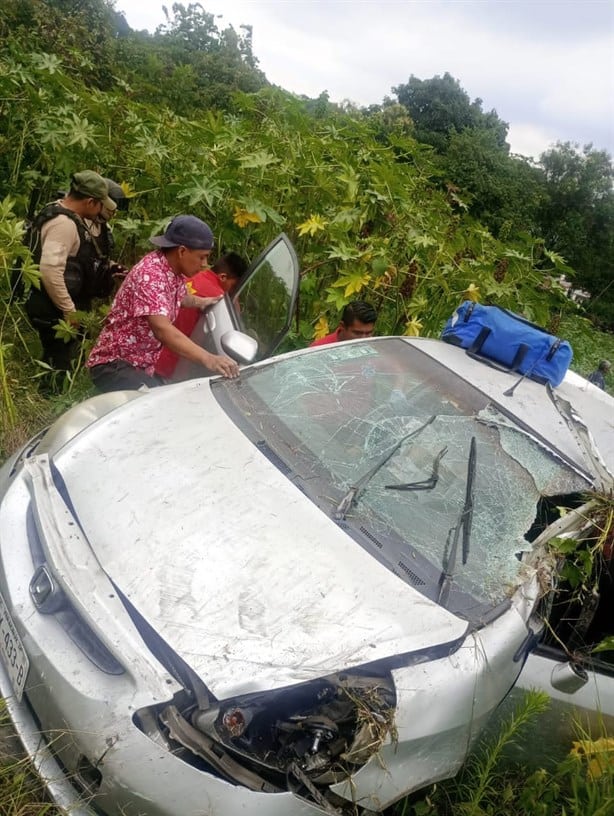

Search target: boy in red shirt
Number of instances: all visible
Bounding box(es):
[155,253,247,378]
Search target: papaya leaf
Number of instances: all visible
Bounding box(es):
[177,179,223,209]
[53,319,79,343]
[337,166,360,201]
[404,317,423,336]
[328,243,361,262]
[30,52,62,74]
[297,215,327,236]
[413,234,438,248]
[65,114,97,149]
[239,150,279,169]
[325,288,351,310]
[312,316,330,339]
[332,270,371,297]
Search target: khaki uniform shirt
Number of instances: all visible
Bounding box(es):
[39,201,84,315]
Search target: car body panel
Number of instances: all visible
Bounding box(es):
[0,464,366,816]
[0,658,326,816]
[402,337,609,477]
[1,334,612,816]
[47,381,468,699]
[517,650,614,734]
[331,589,539,809]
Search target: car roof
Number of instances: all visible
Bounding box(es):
[398,337,613,481]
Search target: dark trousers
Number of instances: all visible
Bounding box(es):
[89,361,167,392]
[26,288,81,391]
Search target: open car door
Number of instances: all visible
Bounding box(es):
[172,233,300,382]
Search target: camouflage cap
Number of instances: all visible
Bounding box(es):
[71,170,115,210]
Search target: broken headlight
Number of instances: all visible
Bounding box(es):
[138,668,396,799]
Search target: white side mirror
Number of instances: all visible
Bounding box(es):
[221,330,258,364]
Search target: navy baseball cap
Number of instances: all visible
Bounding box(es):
[150,215,214,250]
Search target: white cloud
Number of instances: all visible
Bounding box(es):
[114,0,614,154]
[506,122,558,160]
[116,0,165,32]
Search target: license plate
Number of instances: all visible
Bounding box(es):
[0,590,29,701]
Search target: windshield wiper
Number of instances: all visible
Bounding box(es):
[333,415,436,521]
[385,446,448,491]
[438,436,477,607]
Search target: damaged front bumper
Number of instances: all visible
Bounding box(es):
[130,595,529,815]
[0,452,538,816]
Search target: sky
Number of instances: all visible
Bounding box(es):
[114,0,614,160]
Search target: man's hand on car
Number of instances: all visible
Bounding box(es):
[207,353,240,378]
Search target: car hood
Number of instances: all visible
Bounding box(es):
[54,380,467,699]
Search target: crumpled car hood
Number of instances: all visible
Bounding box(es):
[54,380,467,699]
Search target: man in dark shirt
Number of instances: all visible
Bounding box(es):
[587,360,611,390]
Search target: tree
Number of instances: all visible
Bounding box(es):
[537,142,614,325]
[146,2,267,112]
[443,129,545,237]
[155,2,218,52]
[393,72,508,151]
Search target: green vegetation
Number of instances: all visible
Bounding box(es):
[391,691,614,816]
[2,2,612,457]
[389,73,614,314]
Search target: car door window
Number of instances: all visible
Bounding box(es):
[232,233,299,360]
[173,233,299,381]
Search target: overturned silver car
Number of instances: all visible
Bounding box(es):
[1,324,612,814]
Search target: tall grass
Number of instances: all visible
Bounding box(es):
[390,691,614,816]
[0,702,59,815]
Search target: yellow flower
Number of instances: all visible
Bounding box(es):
[297,215,327,237]
[118,181,136,199]
[464,282,480,302]
[404,317,423,337]
[570,738,614,780]
[233,208,263,228]
[313,316,330,339]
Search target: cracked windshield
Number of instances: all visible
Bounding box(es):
[215,339,588,616]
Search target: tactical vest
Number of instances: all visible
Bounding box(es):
[26,202,99,322]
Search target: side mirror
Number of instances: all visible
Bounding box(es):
[550,661,589,694]
[221,330,258,365]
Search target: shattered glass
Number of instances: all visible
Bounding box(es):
[215,340,589,612]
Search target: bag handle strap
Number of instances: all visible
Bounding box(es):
[466,338,529,373]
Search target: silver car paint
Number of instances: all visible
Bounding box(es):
[402,337,610,477]
[0,468,330,816]
[48,381,467,698]
[1,337,610,815]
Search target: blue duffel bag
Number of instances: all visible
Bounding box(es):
[441,301,573,387]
